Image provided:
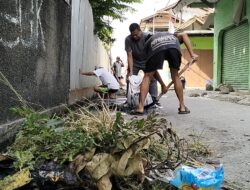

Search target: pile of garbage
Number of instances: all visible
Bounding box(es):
[0,103,223,190]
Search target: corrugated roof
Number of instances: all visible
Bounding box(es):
[140,2,183,24]
[140,11,179,23]
[173,0,218,13]
[140,2,214,32]
[176,16,204,30]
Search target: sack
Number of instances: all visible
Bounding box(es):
[127,75,153,108]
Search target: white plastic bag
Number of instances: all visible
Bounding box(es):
[127,75,153,108]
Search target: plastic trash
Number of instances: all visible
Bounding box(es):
[170,164,224,190]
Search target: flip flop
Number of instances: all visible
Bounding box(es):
[178,106,190,114]
[130,111,145,116]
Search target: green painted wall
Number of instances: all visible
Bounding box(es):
[214,0,250,89]
[181,37,213,50]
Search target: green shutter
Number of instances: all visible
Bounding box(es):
[222,22,249,90]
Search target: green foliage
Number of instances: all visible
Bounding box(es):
[12,151,35,170]
[7,106,187,182]
[8,107,159,170]
[8,107,95,169]
[89,0,142,45]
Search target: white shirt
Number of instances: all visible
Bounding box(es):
[93,68,119,90]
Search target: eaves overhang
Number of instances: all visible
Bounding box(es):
[184,29,214,35]
[173,0,219,13]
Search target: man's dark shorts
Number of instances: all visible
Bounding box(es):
[144,48,181,72]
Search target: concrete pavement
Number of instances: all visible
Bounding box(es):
[157,90,250,189]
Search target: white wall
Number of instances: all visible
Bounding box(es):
[70,0,110,90]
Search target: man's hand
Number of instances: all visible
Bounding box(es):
[126,71,133,81]
[191,53,199,61]
[126,52,133,80]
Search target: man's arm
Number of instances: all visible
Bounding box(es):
[127,51,133,76]
[176,33,198,61]
[79,69,96,76]
[125,37,133,77]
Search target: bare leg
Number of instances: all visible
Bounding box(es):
[94,85,100,93]
[170,68,185,111]
[136,71,155,113]
[153,71,168,94]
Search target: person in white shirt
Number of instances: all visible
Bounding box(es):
[79,66,119,99]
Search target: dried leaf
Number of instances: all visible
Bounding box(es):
[0,168,31,190]
[133,138,151,154]
[86,153,113,180]
[123,154,144,177]
[96,174,112,190]
[115,148,133,176]
[70,149,96,175]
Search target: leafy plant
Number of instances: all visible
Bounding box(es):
[8,107,95,169]
[12,151,34,170]
[89,0,142,45]
[4,103,212,189]
[8,105,177,171]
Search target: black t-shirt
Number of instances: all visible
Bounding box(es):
[144,32,181,60]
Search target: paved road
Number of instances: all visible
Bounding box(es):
[158,90,250,189]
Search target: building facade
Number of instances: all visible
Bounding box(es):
[214,0,250,91]
[174,0,250,91]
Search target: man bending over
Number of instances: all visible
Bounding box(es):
[135,32,198,114]
[80,66,119,99]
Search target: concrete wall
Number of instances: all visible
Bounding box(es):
[69,0,111,103]
[0,0,71,125]
[214,0,250,88]
[0,0,111,147]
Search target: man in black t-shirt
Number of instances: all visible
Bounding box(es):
[135,32,198,114]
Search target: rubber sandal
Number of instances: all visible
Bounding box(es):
[130,111,145,116]
[178,106,190,114]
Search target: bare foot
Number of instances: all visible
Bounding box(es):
[179,105,186,112]
[109,93,116,99]
[136,105,144,113]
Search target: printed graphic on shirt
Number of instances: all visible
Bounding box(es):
[151,35,177,51]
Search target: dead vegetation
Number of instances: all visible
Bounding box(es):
[0,98,212,190]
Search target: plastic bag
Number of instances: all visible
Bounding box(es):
[127,75,153,108]
[170,164,224,190]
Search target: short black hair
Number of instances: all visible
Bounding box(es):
[129,23,141,33]
[94,66,103,70]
